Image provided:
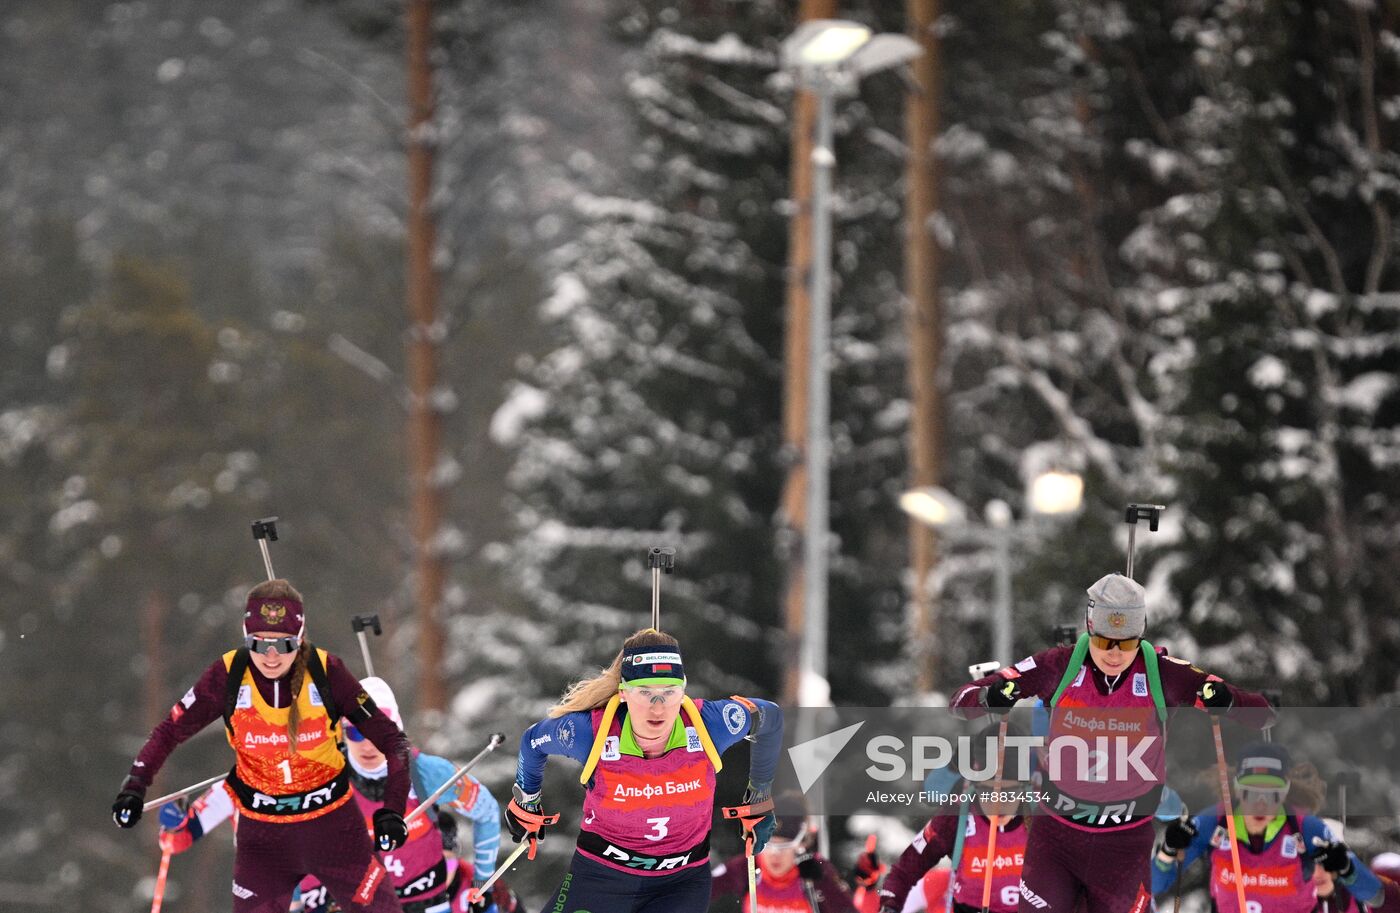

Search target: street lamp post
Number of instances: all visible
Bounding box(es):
[782,21,922,859]
[782,19,923,704]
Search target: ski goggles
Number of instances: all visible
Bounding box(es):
[1235,782,1288,807]
[763,832,808,852]
[1088,634,1141,652]
[343,723,367,743]
[244,634,301,656]
[621,683,685,704]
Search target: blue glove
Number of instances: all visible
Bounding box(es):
[745,783,777,854]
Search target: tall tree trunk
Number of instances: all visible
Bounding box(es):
[406,0,445,716]
[781,0,838,707]
[905,0,944,692]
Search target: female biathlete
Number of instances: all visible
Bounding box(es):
[159,676,512,912]
[111,579,412,912]
[507,628,783,913]
[951,572,1276,913]
[1151,742,1383,912]
[876,724,1029,913]
[711,792,859,912]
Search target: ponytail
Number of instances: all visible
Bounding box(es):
[284,641,311,753]
[548,629,680,718]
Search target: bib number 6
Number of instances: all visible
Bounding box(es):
[644,817,670,842]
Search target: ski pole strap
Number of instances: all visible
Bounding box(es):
[507,798,560,859]
[722,800,778,834]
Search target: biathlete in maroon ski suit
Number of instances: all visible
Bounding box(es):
[507,628,784,913]
[951,572,1276,913]
[111,579,412,913]
[159,675,513,913]
[877,726,1029,913]
[711,792,858,913]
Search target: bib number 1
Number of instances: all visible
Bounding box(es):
[277,759,293,785]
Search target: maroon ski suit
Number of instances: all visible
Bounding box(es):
[124,650,411,912]
[951,644,1274,913]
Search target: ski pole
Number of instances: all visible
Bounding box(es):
[1172,805,1189,913]
[251,517,279,580]
[800,860,821,913]
[142,774,226,812]
[468,840,530,901]
[149,846,173,913]
[1333,769,1360,832]
[1123,504,1164,580]
[980,718,1009,913]
[722,795,776,913]
[852,833,879,909]
[647,546,676,631]
[350,613,382,677]
[404,733,505,824]
[1210,716,1249,913]
[466,803,561,903]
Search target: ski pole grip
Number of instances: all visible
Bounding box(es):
[352,614,382,636]
[646,546,677,572]
[1124,503,1165,531]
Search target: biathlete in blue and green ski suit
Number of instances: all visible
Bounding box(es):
[507,628,784,913]
[1152,742,1382,913]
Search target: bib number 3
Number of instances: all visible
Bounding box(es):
[644,817,669,842]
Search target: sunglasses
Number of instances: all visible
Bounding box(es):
[343,723,366,743]
[244,634,301,656]
[1089,634,1141,652]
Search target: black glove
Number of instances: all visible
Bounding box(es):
[797,853,824,882]
[505,785,544,844]
[1198,681,1232,713]
[1315,838,1355,879]
[851,847,883,889]
[981,679,1021,712]
[1161,815,1198,856]
[373,808,408,852]
[112,781,146,829]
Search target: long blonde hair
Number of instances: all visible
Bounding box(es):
[246,579,308,753]
[548,629,680,718]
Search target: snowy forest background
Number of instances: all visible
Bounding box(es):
[2,0,1399,909]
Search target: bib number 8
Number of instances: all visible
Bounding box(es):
[644,817,669,842]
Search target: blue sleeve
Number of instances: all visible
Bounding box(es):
[701,697,783,788]
[460,777,501,880]
[1302,816,1383,905]
[1152,814,1214,895]
[514,712,595,795]
[414,753,504,882]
